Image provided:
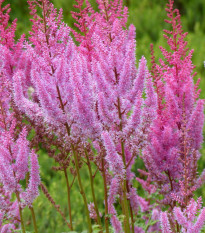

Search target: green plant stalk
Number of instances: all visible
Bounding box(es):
[16,192,26,233]
[42,3,92,229]
[126,182,135,233]
[128,192,135,233]
[117,97,131,233]
[102,157,110,233]
[56,85,92,232]
[63,167,73,231]
[119,141,131,233]
[72,146,93,233]
[122,178,131,233]
[85,149,103,230]
[29,206,38,233]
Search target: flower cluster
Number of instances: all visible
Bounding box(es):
[161,198,205,233]
[0,75,40,232]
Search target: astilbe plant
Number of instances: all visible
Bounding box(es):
[12,2,149,232]
[71,0,158,232]
[11,0,156,232]
[142,0,205,232]
[92,22,157,233]
[0,0,205,232]
[10,0,158,232]
[13,0,101,231]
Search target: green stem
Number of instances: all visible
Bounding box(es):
[121,141,130,233]
[122,178,131,233]
[102,157,110,233]
[130,204,135,233]
[85,149,103,230]
[117,96,131,233]
[55,84,92,232]
[126,184,135,233]
[72,146,93,233]
[42,4,91,229]
[29,207,38,233]
[16,192,26,233]
[63,167,73,231]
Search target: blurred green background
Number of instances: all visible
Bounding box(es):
[2,0,205,232]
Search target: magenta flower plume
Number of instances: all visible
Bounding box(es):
[14,128,29,181]
[13,70,43,121]
[0,187,20,231]
[96,0,127,25]
[0,0,26,84]
[97,92,113,126]
[118,34,136,96]
[22,150,40,207]
[73,86,94,131]
[125,92,142,135]
[187,99,205,150]
[0,155,16,193]
[189,208,205,233]
[142,0,205,210]
[186,198,201,222]
[107,177,123,233]
[31,67,66,124]
[88,202,102,220]
[160,212,172,233]
[28,0,70,55]
[102,131,125,178]
[144,74,157,113]
[70,53,98,136]
[148,208,161,232]
[128,187,139,215]
[136,196,149,213]
[134,226,145,233]
[71,0,96,53]
[110,215,123,233]
[108,177,120,213]
[0,0,17,49]
[0,120,40,202]
[173,207,189,229]
[1,224,16,233]
[0,71,40,231]
[172,198,205,232]
[128,56,146,103]
[88,203,97,220]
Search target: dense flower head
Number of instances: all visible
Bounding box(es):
[0,188,19,232]
[0,72,40,230]
[71,0,96,45]
[0,0,26,83]
[0,0,17,48]
[28,0,70,53]
[0,109,40,199]
[102,131,125,178]
[143,0,205,207]
[88,202,102,220]
[161,198,205,233]
[160,212,172,233]
[21,150,41,207]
